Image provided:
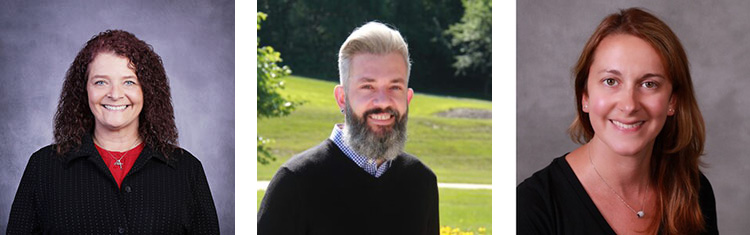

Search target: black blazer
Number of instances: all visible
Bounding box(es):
[7,135,219,234]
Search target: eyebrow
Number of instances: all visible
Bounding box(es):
[357,77,406,84]
[599,69,666,79]
[89,75,137,79]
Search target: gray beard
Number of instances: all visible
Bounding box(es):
[342,102,408,162]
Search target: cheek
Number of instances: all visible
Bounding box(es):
[87,88,100,104]
[588,95,614,115]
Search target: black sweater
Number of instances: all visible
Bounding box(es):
[258,139,439,235]
[517,155,718,234]
[7,135,219,234]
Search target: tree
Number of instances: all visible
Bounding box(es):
[445,0,492,97]
[257,12,302,164]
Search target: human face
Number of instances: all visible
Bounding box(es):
[583,34,676,157]
[335,52,413,135]
[87,52,143,133]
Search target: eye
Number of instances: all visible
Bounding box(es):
[125,80,137,86]
[94,80,106,85]
[360,84,374,90]
[642,81,658,89]
[390,85,403,91]
[603,78,618,87]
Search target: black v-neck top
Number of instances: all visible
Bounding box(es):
[517,155,719,234]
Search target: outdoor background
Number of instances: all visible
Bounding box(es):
[257,0,492,233]
[517,1,750,233]
[0,0,235,233]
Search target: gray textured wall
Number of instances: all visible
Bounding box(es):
[518,1,750,233]
[0,0,235,233]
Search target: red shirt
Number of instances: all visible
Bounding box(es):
[95,142,144,188]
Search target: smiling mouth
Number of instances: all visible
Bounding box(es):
[369,113,393,121]
[103,104,130,111]
[611,120,644,130]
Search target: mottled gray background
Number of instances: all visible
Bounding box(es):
[518,1,750,233]
[0,0,235,233]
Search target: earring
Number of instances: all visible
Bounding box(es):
[340,109,344,113]
[583,104,588,110]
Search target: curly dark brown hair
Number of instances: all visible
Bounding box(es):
[54,29,178,158]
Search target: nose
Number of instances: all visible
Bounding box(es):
[617,86,641,114]
[371,89,394,110]
[108,84,124,100]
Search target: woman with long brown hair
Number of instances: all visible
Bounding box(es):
[517,8,718,234]
[7,30,219,234]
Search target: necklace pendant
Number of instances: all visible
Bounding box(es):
[114,159,123,169]
[636,211,645,218]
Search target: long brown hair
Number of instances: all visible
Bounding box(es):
[54,30,178,158]
[569,8,706,234]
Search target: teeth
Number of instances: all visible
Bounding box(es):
[612,120,643,129]
[104,105,128,111]
[369,113,391,120]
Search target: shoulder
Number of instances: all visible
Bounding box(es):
[698,171,716,202]
[698,171,719,234]
[516,155,571,234]
[169,147,200,163]
[27,144,64,164]
[393,152,437,182]
[280,140,340,173]
[517,156,569,196]
[164,147,206,171]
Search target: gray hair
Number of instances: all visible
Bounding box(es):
[338,21,411,89]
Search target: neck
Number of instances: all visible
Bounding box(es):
[94,125,141,151]
[587,137,652,192]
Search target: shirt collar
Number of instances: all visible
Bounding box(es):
[63,134,173,168]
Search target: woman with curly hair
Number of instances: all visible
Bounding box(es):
[517,8,718,234]
[7,30,219,234]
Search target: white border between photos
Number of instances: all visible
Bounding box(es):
[493,0,516,232]
[236,1,257,234]
[238,0,516,233]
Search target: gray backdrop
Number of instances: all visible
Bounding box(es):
[0,0,235,233]
[518,1,750,233]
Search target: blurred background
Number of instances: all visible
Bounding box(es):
[517,1,750,233]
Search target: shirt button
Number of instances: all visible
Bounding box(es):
[124,186,132,193]
[118,227,125,233]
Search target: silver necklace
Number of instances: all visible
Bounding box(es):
[96,137,140,169]
[588,146,648,218]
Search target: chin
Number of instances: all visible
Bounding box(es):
[608,142,651,157]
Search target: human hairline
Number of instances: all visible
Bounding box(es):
[338,21,412,90]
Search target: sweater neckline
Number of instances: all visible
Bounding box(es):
[325,139,401,181]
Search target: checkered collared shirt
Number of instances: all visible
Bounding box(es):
[329,124,392,178]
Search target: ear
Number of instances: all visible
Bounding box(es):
[334,85,346,111]
[582,93,589,113]
[667,94,677,116]
[407,88,414,105]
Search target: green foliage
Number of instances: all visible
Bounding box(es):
[257,12,303,164]
[445,0,492,96]
[257,0,491,99]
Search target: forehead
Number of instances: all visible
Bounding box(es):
[590,34,665,75]
[88,52,136,78]
[349,52,407,84]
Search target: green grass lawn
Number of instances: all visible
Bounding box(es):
[257,188,492,234]
[257,76,492,184]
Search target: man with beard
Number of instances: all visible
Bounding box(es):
[257,22,439,234]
